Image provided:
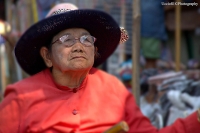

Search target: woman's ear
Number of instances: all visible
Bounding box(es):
[94,47,100,59]
[94,47,97,54]
[40,47,52,67]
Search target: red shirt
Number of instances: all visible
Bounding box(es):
[0,68,199,133]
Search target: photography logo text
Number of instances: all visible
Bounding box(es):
[161,2,198,6]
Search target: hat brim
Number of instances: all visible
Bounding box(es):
[14,9,121,75]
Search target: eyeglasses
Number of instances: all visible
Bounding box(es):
[51,34,96,47]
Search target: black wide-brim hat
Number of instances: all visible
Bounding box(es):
[15,9,121,75]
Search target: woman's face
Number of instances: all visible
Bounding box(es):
[49,28,95,72]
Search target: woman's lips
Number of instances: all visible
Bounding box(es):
[71,56,86,60]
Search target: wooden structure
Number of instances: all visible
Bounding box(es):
[0,0,38,98]
[132,0,141,105]
[175,0,181,72]
[165,0,200,71]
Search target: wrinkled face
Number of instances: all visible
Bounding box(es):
[49,28,95,72]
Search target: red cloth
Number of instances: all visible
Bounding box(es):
[0,68,199,133]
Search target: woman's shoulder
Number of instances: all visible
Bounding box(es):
[15,69,47,83]
[89,67,119,80]
[5,69,50,94]
[89,67,128,92]
[88,68,131,104]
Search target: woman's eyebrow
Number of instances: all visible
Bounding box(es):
[81,32,90,35]
[63,33,71,36]
[58,32,90,37]
[57,33,70,38]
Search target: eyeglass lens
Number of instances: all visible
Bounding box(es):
[58,35,96,47]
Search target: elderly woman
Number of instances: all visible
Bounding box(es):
[0,3,200,133]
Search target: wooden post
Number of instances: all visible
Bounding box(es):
[0,44,6,92]
[119,0,126,63]
[103,121,129,133]
[31,0,39,23]
[132,0,141,105]
[175,0,181,71]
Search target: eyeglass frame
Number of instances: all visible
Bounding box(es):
[51,34,97,47]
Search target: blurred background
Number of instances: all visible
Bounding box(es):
[1,0,200,129]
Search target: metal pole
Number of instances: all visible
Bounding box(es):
[132,0,141,106]
[175,0,181,71]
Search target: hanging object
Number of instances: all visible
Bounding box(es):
[120,27,129,44]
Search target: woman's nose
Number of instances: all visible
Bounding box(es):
[72,41,84,52]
